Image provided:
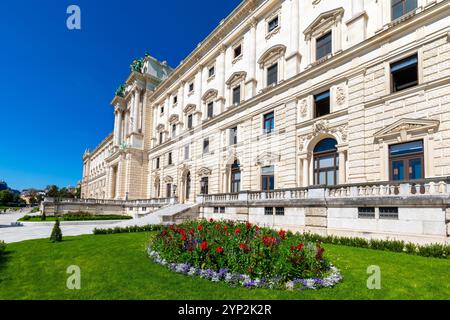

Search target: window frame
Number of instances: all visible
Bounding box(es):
[316,31,332,61]
[232,85,241,105]
[391,0,417,21]
[187,114,193,130]
[207,101,214,119]
[267,63,278,87]
[203,138,210,154]
[314,90,331,118]
[263,111,275,134]
[229,127,238,146]
[389,140,424,182]
[390,53,419,93]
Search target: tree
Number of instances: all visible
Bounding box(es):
[46,185,59,198]
[0,190,15,205]
[50,220,63,242]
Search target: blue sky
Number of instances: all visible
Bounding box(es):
[0,0,241,191]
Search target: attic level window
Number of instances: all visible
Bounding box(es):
[314,90,331,118]
[172,124,177,137]
[267,63,278,86]
[208,66,215,78]
[173,96,178,105]
[391,54,418,93]
[187,114,193,129]
[392,0,417,21]
[233,45,242,59]
[232,86,241,105]
[268,16,279,33]
[159,132,164,144]
[189,82,194,93]
[160,106,164,115]
[207,102,214,118]
[316,32,332,61]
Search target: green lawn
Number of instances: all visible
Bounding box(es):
[0,233,448,300]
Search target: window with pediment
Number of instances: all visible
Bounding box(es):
[258,45,286,88]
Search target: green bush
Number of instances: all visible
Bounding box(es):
[0,241,6,257]
[93,225,163,235]
[299,233,449,259]
[50,220,63,243]
[22,215,31,221]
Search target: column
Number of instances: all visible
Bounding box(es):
[290,0,300,55]
[179,82,185,118]
[132,89,140,133]
[246,19,257,98]
[351,0,364,15]
[113,110,120,146]
[197,65,203,120]
[302,158,309,187]
[338,150,347,185]
[117,111,123,145]
[217,45,226,112]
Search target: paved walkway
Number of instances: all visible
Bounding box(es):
[0,209,118,244]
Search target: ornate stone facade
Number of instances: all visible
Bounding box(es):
[80,0,450,243]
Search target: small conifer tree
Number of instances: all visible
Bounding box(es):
[50,220,63,242]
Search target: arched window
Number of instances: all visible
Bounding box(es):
[230,160,241,193]
[313,138,339,186]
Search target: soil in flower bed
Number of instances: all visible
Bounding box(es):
[149,220,342,290]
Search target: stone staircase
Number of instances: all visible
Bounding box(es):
[115,203,199,227]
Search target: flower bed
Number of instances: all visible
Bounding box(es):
[148,220,342,290]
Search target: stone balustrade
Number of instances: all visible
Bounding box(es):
[43,197,172,207]
[198,178,450,205]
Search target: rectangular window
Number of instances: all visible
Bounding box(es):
[275,207,285,216]
[166,184,172,198]
[168,152,173,165]
[379,207,399,220]
[234,44,242,59]
[263,112,275,134]
[261,166,275,192]
[392,0,417,20]
[184,145,190,160]
[173,96,178,105]
[142,207,147,211]
[220,207,225,214]
[159,132,164,144]
[314,90,331,118]
[267,63,278,86]
[230,127,238,146]
[391,54,418,93]
[268,16,279,33]
[232,86,241,105]
[156,157,160,169]
[160,106,164,115]
[389,140,424,181]
[358,207,375,219]
[203,138,210,154]
[207,102,214,118]
[265,207,274,216]
[316,32,332,60]
[214,207,219,214]
[208,66,215,78]
[187,114,193,129]
[189,82,194,93]
[200,177,209,195]
[172,124,177,138]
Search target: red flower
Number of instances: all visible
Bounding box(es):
[162,231,168,237]
[181,235,187,241]
[200,241,208,251]
[255,226,259,232]
[262,235,277,247]
[209,218,214,223]
[189,229,195,235]
[239,243,247,250]
[180,229,186,235]
[198,225,204,231]
[215,224,221,231]
[278,230,286,240]
[246,222,252,230]
[223,225,228,230]
[216,247,224,253]
[170,225,175,230]
[235,228,241,235]
[291,244,305,252]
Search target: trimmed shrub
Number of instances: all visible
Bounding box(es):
[22,215,31,221]
[299,233,449,259]
[93,225,163,235]
[0,241,6,257]
[50,220,63,242]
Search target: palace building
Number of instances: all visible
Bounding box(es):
[77,0,450,244]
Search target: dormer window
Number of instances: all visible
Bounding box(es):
[316,32,332,61]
